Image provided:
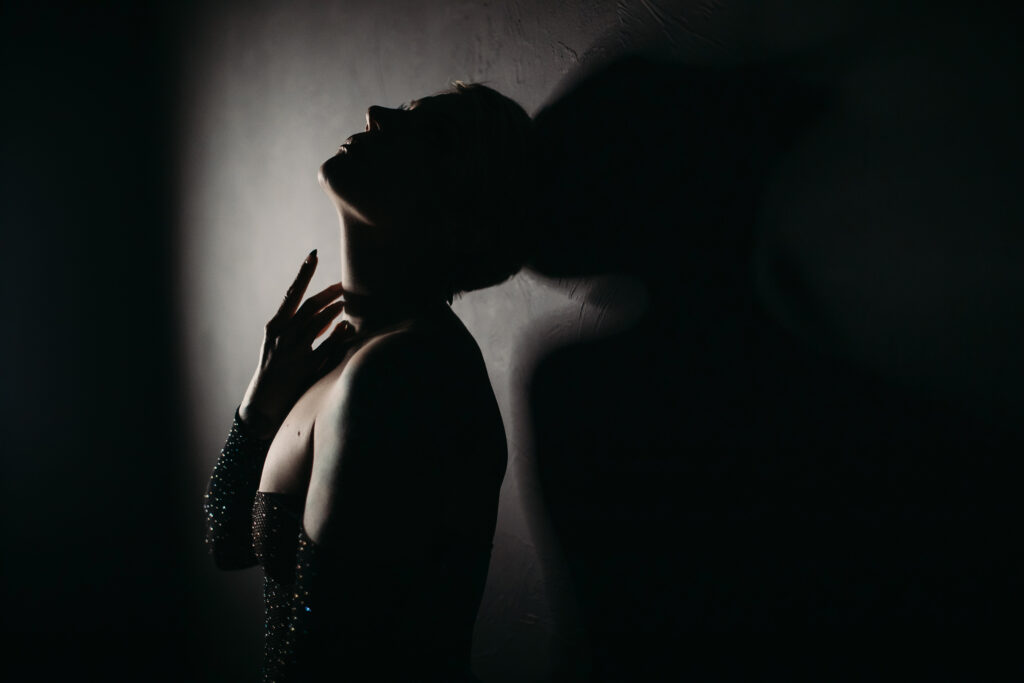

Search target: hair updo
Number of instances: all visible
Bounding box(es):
[422,82,534,301]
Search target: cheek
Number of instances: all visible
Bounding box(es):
[334,139,450,222]
[321,153,392,216]
[384,152,443,207]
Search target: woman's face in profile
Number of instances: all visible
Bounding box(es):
[319,96,461,229]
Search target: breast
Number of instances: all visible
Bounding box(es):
[259,362,347,495]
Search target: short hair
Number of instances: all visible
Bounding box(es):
[424,82,534,300]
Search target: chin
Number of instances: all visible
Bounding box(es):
[319,156,381,223]
[318,153,348,197]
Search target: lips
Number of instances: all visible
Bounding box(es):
[335,134,357,155]
[336,130,381,156]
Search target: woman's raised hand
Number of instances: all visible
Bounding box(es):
[238,250,356,440]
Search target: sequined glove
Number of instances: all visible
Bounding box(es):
[204,405,274,569]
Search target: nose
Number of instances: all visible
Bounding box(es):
[365,105,394,132]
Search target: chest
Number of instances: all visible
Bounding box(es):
[258,361,348,495]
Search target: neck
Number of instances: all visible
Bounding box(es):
[341,288,446,336]
[337,208,447,336]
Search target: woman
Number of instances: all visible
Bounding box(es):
[204,82,533,682]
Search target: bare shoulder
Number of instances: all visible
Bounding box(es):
[311,307,496,455]
[349,326,442,374]
[305,325,472,538]
[316,325,458,438]
[344,327,446,398]
[304,316,504,543]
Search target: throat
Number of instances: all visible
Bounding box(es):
[342,290,448,336]
[338,288,374,323]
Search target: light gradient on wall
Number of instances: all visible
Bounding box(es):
[175,1,1024,679]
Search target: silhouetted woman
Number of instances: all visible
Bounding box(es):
[204,82,532,682]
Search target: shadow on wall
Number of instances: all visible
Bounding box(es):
[520,53,1023,680]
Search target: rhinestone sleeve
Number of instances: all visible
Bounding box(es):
[204,405,273,569]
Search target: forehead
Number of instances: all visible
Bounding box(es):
[407,93,461,116]
[401,95,467,133]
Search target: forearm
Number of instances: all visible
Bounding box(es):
[203,405,272,569]
[238,400,285,441]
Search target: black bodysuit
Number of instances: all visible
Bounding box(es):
[204,407,488,682]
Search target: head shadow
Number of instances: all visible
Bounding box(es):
[527,53,827,304]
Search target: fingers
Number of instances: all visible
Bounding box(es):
[268,250,319,331]
[293,281,346,326]
[303,300,346,344]
[310,318,356,365]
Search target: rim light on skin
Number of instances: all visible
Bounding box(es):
[317,98,450,335]
[318,83,534,332]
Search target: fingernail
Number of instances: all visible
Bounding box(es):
[305,248,317,264]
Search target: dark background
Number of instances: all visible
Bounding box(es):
[1,2,188,679]
[2,1,1022,680]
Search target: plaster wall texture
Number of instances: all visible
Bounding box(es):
[179,3,631,678]
[178,1,1022,679]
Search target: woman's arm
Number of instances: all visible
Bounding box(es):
[203,408,273,569]
[202,249,355,570]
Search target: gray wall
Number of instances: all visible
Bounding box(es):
[177,1,1023,680]
[178,3,630,679]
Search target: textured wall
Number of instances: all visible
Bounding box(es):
[177,1,1023,680]
[178,3,629,679]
